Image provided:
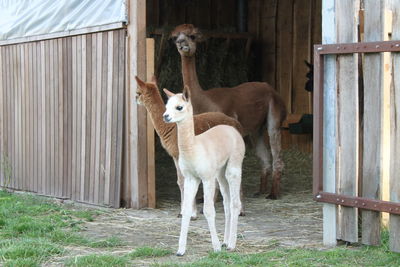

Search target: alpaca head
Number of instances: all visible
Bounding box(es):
[171,24,203,57]
[135,75,158,105]
[163,86,192,123]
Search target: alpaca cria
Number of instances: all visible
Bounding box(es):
[163,88,245,256]
[135,76,244,218]
[171,24,287,199]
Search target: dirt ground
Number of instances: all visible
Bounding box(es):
[51,147,323,266]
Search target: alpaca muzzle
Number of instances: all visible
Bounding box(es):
[163,114,171,123]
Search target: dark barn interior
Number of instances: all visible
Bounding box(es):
[144,0,321,205]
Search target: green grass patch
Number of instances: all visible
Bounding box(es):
[129,246,173,258]
[0,238,63,266]
[0,191,113,266]
[156,245,400,267]
[64,254,130,267]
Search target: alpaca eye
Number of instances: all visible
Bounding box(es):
[176,106,183,111]
[189,35,196,40]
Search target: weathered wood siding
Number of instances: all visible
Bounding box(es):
[0,29,125,207]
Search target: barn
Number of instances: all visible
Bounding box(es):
[0,0,399,252]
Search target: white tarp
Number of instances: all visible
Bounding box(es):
[0,0,127,41]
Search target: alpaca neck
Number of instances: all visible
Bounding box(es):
[143,92,174,139]
[176,115,196,155]
[181,55,203,93]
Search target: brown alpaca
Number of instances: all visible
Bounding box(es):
[171,24,287,199]
[135,76,244,218]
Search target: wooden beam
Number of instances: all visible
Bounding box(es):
[362,0,384,246]
[321,0,337,247]
[146,38,156,209]
[336,0,360,243]
[390,0,400,253]
[125,0,148,208]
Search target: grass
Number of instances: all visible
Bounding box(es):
[1,187,400,266]
[154,244,400,267]
[0,190,123,266]
[65,247,173,267]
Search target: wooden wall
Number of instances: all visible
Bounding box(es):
[147,0,322,152]
[0,29,125,207]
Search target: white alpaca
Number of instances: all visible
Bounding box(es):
[163,87,245,256]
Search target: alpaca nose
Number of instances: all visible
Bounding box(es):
[163,114,171,122]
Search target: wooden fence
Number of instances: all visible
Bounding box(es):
[0,29,125,207]
[314,0,400,253]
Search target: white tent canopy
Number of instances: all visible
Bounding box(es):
[0,0,127,41]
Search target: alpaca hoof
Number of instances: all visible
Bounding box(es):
[266,194,278,200]
[221,243,227,248]
[239,211,246,216]
[177,213,182,218]
[190,215,198,221]
[176,252,185,257]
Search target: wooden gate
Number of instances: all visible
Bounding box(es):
[0,29,125,208]
[314,0,400,252]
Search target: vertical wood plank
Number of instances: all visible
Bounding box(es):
[49,39,55,196]
[90,33,97,204]
[94,32,103,205]
[125,0,148,209]
[362,0,384,246]
[80,35,87,202]
[28,42,34,192]
[71,36,77,200]
[53,40,59,197]
[32,42,38,192]
[76,35,83,202]
[99,32,108,205]
[41,41,46,195]
[62,37,68,198]
[104,31,113,206]
[260,0,277,86]
[37,43,42,193]
[14,45,20,190]
[19,44,25,191]
[336,0,360,243]
[146,38,156,209]
[67,37,73,198]
[276,0,294,113]
[45,40,51,195]
[57,38,64,198]
[390,0,400,252]
[292,0,312,114]
[110,30,119,207]
[322,0,338,246]
[115,29,124,207]
[85,34,93,202]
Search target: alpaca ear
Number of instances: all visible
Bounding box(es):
[182,86,191,102]
[163,88,175,98]
[135,76,145,88]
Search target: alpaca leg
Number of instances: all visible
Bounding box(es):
[254,134,272,196]
[217,175,231,246]
[174,158,197,219]
[225,166,242,251]
[177,176,200,256]
[202,179,221,252]
[267,128,284,200]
